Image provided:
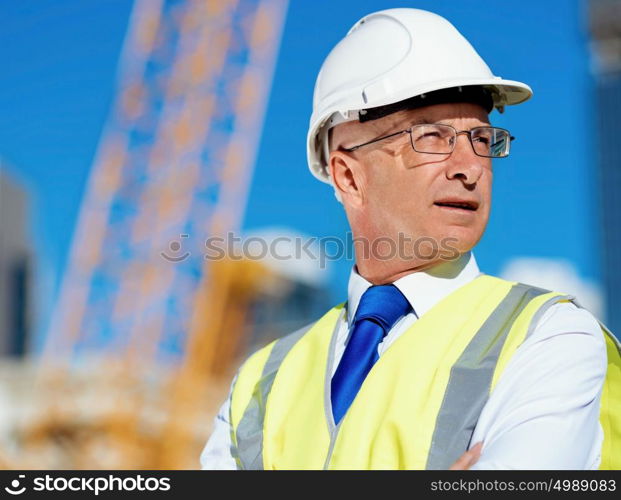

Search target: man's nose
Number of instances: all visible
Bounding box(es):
[444,134,486,185]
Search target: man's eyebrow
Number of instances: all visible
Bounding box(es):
[368,116,431,138]
[399,116,434,127]
[411,116,433,125]
[409,117,492,127]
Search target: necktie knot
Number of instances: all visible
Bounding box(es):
[354,284,412,332]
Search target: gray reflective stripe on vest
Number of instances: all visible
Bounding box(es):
[530,296,621,354]
[425,282,550,470]
[233,322,315,470]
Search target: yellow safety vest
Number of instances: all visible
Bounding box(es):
[229,274,621,470]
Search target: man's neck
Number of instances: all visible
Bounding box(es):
[347,252,479,324]
[355,254,470,285]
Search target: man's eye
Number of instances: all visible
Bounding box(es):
[473,136,491,145]
[414,132,442,141]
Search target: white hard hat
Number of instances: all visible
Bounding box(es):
[307,8,533,184]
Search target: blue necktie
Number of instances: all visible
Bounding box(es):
[331,284,412,425]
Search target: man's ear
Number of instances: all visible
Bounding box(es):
[329,150,365,208]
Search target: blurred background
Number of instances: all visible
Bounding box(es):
[0,0,619,469]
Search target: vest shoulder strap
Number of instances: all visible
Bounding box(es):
[426,280,559,468]
[231,320,317,469]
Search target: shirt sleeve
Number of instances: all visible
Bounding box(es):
[469,301,608,470]
[200,376,238,470]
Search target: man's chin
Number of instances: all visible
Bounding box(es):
[439,227,484,254]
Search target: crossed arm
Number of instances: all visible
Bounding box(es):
[463,301,607,470]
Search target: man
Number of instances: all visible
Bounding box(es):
[201,8,620,470]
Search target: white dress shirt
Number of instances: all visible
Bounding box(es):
[200,252,607,470]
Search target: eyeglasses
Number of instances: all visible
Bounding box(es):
[340,123,515,158]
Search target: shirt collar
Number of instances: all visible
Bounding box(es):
[346,252,481,325]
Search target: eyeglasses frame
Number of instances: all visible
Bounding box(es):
[339,123,515,158]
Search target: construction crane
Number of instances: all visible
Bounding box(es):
[18,0,288,469]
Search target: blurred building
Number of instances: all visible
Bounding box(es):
[0,167,33,357]
[0,1,336,470]
[589,0,621,336]
[241,228,333,353]
[0,249,331,470]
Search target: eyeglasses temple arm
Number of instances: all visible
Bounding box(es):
[341,129,410,152]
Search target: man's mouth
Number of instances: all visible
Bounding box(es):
[433,199,479,211]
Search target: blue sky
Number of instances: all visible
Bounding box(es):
[0,0,601,340]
